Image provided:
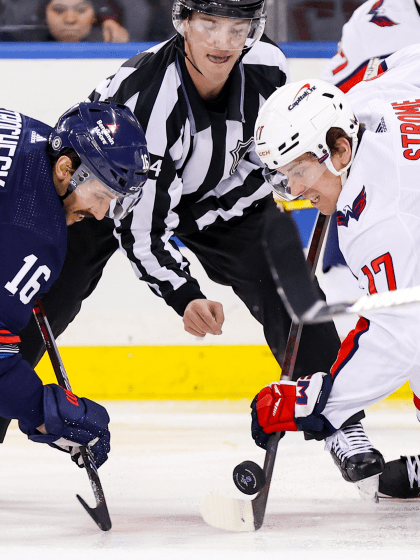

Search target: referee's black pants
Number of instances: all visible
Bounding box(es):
[18,195,340,379]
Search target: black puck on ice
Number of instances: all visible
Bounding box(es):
[233,460,266,495]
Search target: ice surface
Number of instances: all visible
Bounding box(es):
[1,400,419,560]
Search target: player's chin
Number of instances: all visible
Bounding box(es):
[317,204,335,216]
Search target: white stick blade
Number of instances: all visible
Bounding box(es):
[200,493,255,532]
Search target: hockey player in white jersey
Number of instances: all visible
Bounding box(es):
[320,0,420,313]
[250,44,420,500]
[321,0,420,93]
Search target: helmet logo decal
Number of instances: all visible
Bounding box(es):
[106,124,119,134]
[255,126,264,142]
[288,84,317,111]
[51,135,62,151]
[93,119,115,146]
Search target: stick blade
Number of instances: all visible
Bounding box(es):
[200,493,255,532]
[76,494,112,531]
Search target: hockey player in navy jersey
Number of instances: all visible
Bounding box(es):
[250,45,420,500]
[0,101,149,468]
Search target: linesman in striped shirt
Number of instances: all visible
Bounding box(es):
[18,0,341,390]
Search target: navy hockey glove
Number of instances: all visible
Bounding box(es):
[251,372,333,449]
[19,384,110,468]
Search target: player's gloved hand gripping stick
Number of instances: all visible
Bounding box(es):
[32,299,112,531]
[201,208,329,531]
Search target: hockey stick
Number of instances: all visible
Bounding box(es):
[201,210,329,532]
[295,285,420,324]
[259,211,420,324]
[33,299,112,532]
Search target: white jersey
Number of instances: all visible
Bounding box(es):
[323,47,420,429]
[320,0,420,92]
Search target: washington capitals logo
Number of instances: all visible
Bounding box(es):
[288,84,317,111]
[368,0,398,27]
[230,137,253,175]
[337,187,367,227]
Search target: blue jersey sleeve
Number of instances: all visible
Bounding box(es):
[0,353,44,428]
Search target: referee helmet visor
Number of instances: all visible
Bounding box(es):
[173,0,266,50]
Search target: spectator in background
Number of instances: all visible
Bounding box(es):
[0,0,42,40]
[0,0,129,41]
[39,0,129,42]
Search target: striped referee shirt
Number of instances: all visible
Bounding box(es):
[90,34,289,315]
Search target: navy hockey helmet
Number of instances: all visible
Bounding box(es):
[50,101,149,218]
[173,0,266,49]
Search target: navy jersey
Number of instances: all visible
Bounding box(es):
[0,109,67,427]
[0,109,67,335]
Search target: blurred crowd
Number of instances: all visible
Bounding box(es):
[0,0,365,43]
[0,0,174,42]
[287,0,364,41]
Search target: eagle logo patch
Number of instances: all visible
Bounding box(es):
[368,0,398,27]
[337,187,367,227]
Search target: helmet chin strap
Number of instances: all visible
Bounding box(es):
[59,187,74,202]
[175,38,205,76]
[323,135,359,187]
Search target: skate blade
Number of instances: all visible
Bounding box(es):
[356,473,380,502]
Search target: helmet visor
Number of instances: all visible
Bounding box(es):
[263,154,329,202]
[70,163,143,220]
[180,12,265,51]
[106,194,143,221]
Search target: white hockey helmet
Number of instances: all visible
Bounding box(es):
[254,79,359,178]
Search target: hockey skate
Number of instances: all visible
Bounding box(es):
[325,422,385,502]
[378,455,420,500]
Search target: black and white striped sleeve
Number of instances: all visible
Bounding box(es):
[88,39,289,316]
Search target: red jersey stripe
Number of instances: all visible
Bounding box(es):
[331,317,370,377]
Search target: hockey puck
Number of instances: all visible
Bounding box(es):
[233,460,266,495]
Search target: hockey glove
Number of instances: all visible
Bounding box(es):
[19,384,110,469]
[251,372,333,450]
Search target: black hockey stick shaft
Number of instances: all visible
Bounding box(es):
[252,210,330,530]
[33,299,112,531]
